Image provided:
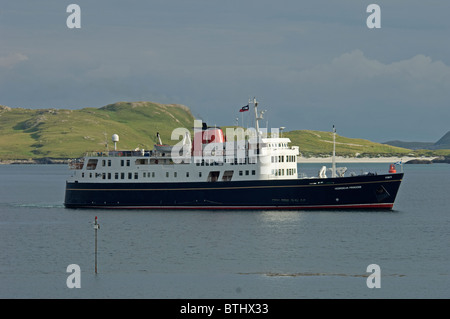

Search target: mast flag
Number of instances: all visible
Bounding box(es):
[239,105,249,112]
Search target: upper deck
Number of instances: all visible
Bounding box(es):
[67,135,300,184]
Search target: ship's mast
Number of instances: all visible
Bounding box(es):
[252,97,260,134]
[332,125,336,178]
[251,97,265,136]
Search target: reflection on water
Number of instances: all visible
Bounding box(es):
[258,210,304,224]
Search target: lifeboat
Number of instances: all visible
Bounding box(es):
[154,131,174,153]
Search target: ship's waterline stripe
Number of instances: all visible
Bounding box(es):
[71,203,394,210]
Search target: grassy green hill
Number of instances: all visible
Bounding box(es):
[283,130,411,157]
[0,102,194,160]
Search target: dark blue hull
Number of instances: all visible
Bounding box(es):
[64,173,403,210]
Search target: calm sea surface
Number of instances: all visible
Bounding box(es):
[0,163,449,298]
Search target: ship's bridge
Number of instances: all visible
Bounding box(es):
[255,137,300,179]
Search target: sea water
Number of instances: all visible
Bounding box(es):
[0,163,449,298]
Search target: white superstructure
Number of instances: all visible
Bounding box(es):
[68,98,300,184]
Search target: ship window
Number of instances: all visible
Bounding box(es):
[126,160,130,167]
[134,172,138,179]
[186,172,189,178]
[152,172,155,178]
[86,159,98,170]
[128,172,132,179]
[245,170,249,176]
[222,170,233,181]
[108,173,111,179]
[166,172,169,178]
[252,170,256,175]
[207,171,220,182]
[199,172,202,178]
[102,173,106,179]
[121,172,125,179]
[174,172,177,178]
[108,160,111,167]
[82,173,85,178]
[121,160,124,166]
[102,160,106,167]
[135,159,147,165]
[239,171,243,176]
[115,173,119,179]
[90,173,93,178]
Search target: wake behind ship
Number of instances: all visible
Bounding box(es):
[64,98,403,210]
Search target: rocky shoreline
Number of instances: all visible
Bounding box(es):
[0,158,70,165]
[405,156,450,164]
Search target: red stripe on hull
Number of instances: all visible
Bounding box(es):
[79,203,394,210]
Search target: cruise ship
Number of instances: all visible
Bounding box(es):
[64,98,403,210]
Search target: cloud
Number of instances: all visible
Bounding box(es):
[0,53,29,69]
[287,50,450,109]
[298,50,450,86]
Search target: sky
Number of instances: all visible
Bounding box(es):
[1,0,450,143]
